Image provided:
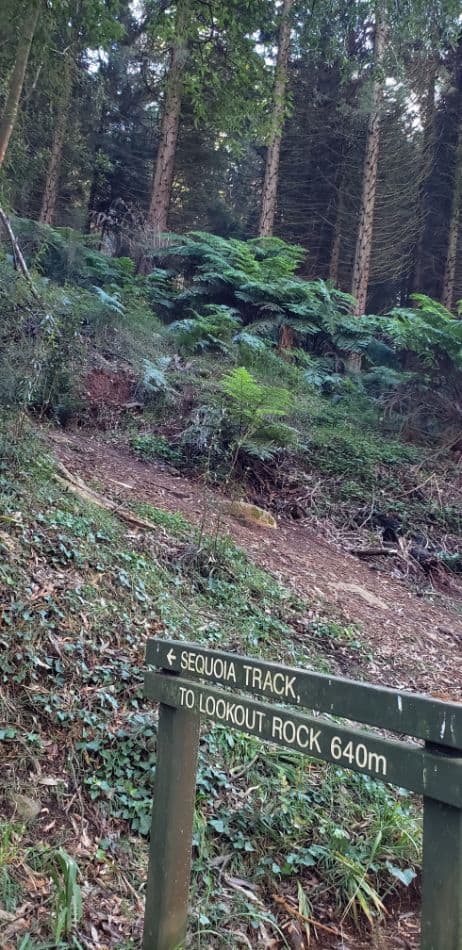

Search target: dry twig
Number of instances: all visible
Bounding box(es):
[272,893,341,937]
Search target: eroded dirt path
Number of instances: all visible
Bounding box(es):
[50,428,462,700]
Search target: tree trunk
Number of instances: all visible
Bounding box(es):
[0,2,40,170]
[411,63,437,294]
[85,93,107,234]
[278,322,294,352]
[146,0,188,238]
[442,37,462,312]
[442,125,462,311]
[39,58,73,225]
[350,7,387,317]
[329,177,345,286]
[258,0,294,238]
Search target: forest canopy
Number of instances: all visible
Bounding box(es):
[1,0,462,313]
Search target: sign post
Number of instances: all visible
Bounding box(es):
[142,694,200,950]
[143,639,462,950]
[421,743,462,949]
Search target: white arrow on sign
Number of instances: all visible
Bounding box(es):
[166,649,177,666]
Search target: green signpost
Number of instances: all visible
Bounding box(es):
[143,638,462,950]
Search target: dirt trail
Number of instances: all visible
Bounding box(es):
[50,429,462,700]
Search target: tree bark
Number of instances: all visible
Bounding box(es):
[39,57,73,225]
[278,322,294,352]
[258,0,294,238]
[350,7,387,317]
[146,0,188,238]
[0,1,40,170]
[329,177,345,286]
[442,37,462,312]
[411,62,437,294]
[441,125,462,311]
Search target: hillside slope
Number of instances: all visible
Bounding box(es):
[0,422,429,949]
[51,427,462,700]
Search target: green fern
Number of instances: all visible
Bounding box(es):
[385,295,462,369]
[220,367,297,467]
[91,286,125,315]
[233,331,269,353]
[221,366,292,419]
[142,358,173,393]
[156,231,368,360]
[169,305,241,353]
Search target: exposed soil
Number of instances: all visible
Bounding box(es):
[49,428,462,701]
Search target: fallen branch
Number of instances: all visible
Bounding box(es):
[54,462,160,532]
[97,472,189,499]
[349,543,443,576]
[0,204,40,300]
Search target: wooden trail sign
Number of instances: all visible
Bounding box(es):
[143,639,462,950]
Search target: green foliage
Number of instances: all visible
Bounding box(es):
[169,304,241,353]
[0,427,426,943]
[181,404,227,467]
[386,294,462,370]
[181,367,297,471]
[10,218,135,289]
[146,0,270,136]
[79,715,157,835]
[221,366,293,419]
[222,365,297,463]
[161,231,304,279]
[91,285,125,315]
[16,281,127,422]
[139,358,177,409]
[233,330,269,356]
[0,243,156,420]
[5,221,462,441]
[45,849,83,942]
[150,235,462,439]
[144,268,178,314]
[181,366,298,468]
[191,736,420,935]
[368,294,462,434]
[1,220,174,329]
[0,822,23,914]
[305,410,417,481]
[130,433,183,465]
[156,232,387,368]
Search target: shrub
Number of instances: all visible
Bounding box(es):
[181,367,297,474]
[0,252,132,421]
[130,433,183,465]
[374,295,462,436]
[220,366,298,467]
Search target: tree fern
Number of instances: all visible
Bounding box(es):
[157,230,360,362]
[220,366,297,467]
[385,295,462,369]
[169,305,241,353]
[221,366,293,419]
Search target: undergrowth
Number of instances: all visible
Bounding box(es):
[3,222,459,945]
[0,422,421,946]
[2,220,462,557]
